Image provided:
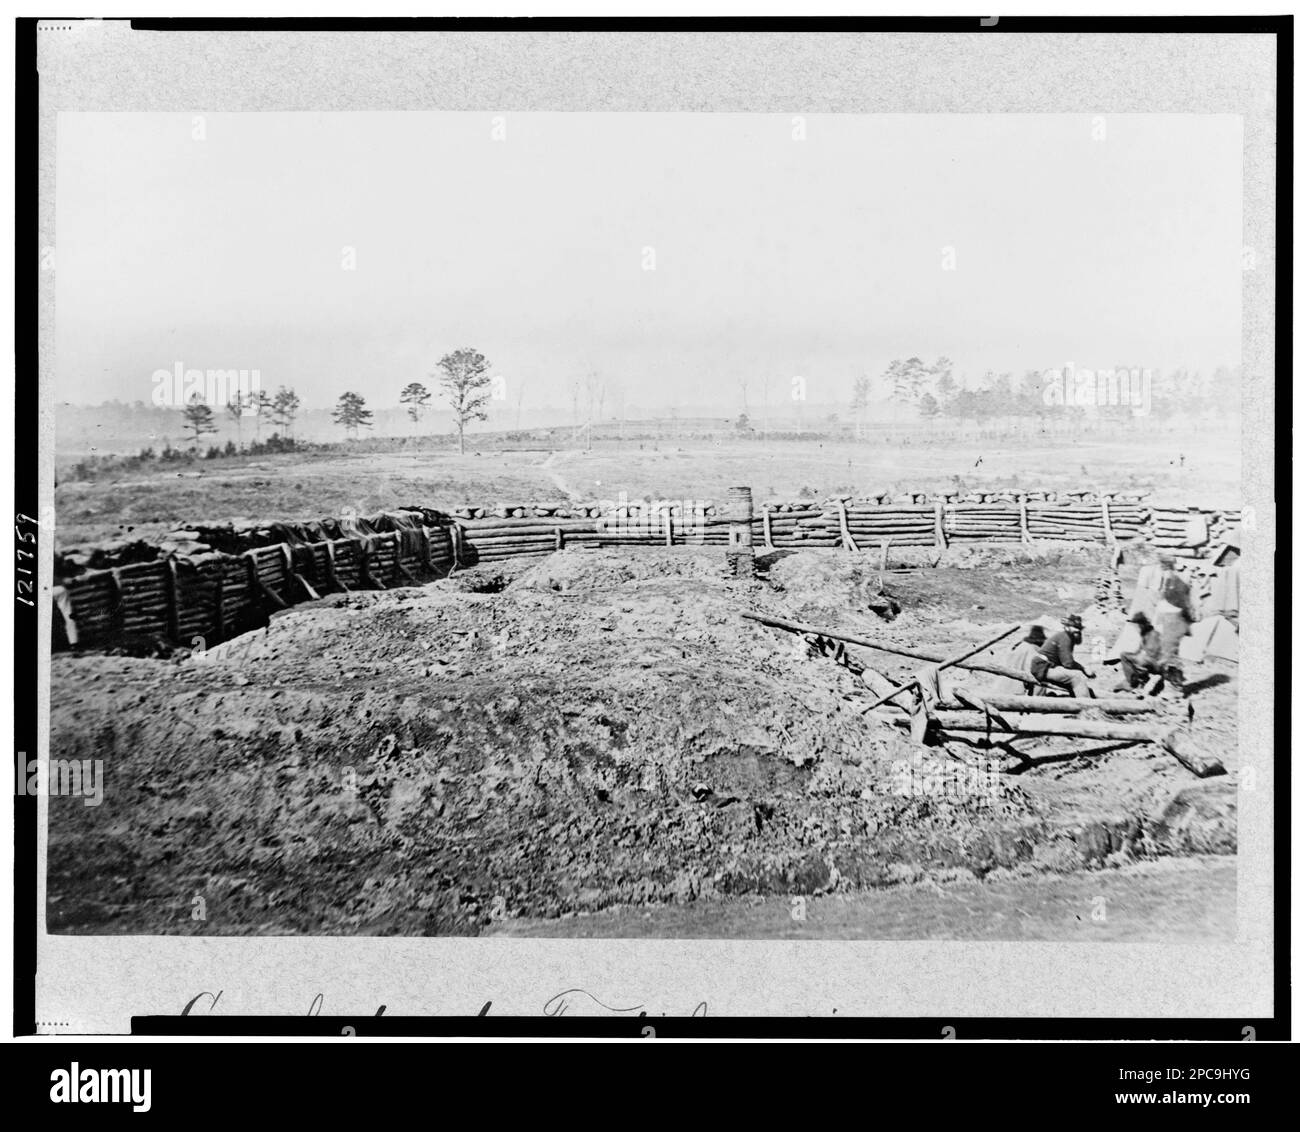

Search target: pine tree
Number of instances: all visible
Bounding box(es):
[435,347,493,455]
[400,382,432,422]
[333,391,373,438]
[271,387,301,438]
[226,391,247,445]
[182,394,218,447]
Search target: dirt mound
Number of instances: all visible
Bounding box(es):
[513,547,727,594]
[47,547,1236,936]
[766,550,1100,629]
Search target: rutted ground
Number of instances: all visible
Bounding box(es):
[46,546,1236,938]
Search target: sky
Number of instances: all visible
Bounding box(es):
[54,111,1243,415]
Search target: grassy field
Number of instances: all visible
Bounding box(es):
[54,426,1241,549]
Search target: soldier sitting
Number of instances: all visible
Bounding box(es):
[1030,613,1096,698]
[1113,611,1164,694]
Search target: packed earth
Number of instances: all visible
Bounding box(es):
[47,544,1236,939]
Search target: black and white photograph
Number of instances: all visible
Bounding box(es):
[12,11,1286,1055]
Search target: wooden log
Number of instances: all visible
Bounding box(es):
[256,579,289,608]
[1159,729,1226,777]
[164,559,180,641]
[943,690,1160,714]
[743,611,1045,685]
[899,714,1224,777]
[464,533,572,546]
[461,521,596,535]
[846,517,934,526]
[473,544,554,555]
[842,505,935,515]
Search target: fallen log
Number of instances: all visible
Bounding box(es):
[944,691,1160,715]
[743,611,1045,685]
[882,712,1224,777]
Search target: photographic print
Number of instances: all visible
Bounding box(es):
[21,17,1282,1033]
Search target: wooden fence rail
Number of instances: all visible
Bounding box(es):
[51,493,1239,653]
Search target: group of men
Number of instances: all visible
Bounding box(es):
[1114,551,1202,693]
[1000,550,1214,699]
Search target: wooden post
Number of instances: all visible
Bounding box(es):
[164,558,180,642]
[1019,494,1031,544]
[934,500,947,549]
[837,500,859,552]
[213,565,225,641]
[907,688,930,745]
[324,539,345,593]
[109,567,126,638]
[358,541,384,589]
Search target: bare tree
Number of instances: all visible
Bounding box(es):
[850,374,872,439]
[583,371,604,451]
[569,378,581,429]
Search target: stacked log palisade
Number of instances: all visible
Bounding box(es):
[52,491,1237,652]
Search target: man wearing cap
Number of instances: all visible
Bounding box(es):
[1114,611,1164,693]
[1030,614,1096,698]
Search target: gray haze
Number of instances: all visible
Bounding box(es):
[55,111,1243,416]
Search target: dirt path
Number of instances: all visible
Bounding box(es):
[537,450,584,501]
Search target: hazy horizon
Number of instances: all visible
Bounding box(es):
[55,111,1244,414]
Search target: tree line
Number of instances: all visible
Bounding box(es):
[179,347,495,454]
[841,357,1240,433]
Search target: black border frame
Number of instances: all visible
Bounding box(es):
[13,13,1291,1042]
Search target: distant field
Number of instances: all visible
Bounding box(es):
[53,426,1241,549]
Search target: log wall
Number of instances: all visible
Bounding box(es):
[51,493,1239,653]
